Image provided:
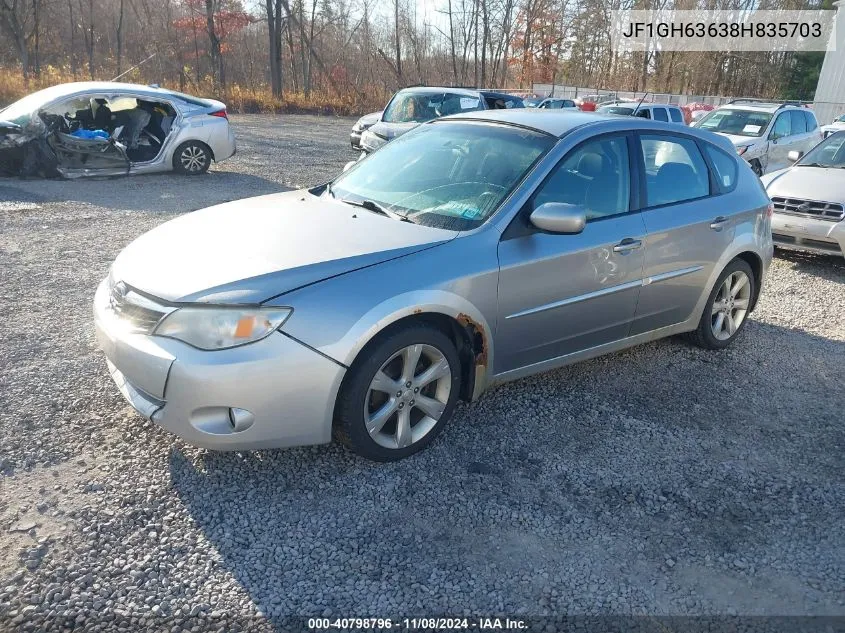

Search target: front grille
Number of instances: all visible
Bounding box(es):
[771,196,844,221]
[108,283,171,334]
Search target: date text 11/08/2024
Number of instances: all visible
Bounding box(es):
[307,617,528,630]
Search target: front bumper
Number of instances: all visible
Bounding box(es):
[93,280,346,450]
[772,214,845,257]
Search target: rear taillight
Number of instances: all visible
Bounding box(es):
[210,109,228,120]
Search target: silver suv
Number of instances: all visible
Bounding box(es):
[694,100,822,176]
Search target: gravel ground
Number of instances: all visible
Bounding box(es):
[1,114,843,632]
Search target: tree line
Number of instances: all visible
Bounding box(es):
[0,0,832,111]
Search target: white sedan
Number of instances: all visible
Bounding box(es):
[0,81,235,178]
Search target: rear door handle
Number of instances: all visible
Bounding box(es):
[613,238,643,253]
[710,216,728,231]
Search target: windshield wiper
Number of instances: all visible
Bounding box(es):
[340,198,413,222]
[799,162,833,168]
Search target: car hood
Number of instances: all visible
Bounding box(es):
[715,132,763,147]
[762,166,845,202]
[367,121,419,141]
[110,190,458,304]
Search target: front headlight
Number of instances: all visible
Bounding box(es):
[153,306,292,350]
[736,145,750,156]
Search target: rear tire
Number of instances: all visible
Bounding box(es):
[334,324,461,461]
[172,141,211,175]
[685,259,755,350]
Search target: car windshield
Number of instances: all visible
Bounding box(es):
[598,105,634,115]
[696,108,773,137]
[798,132,845,168]
[328,121,555,230]
[382,91,483,124]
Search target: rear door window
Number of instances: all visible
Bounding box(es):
[652,107,669,122]
[804,110,818,132]
[640,134,710,207]
[789,110,807,135]
[669,108,684,123]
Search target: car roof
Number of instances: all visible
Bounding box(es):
[13,81,207,104]
[604,101,679,109]
[714,103,798,113]
[479,90,521,99]
[396,86,480,97]
[446,109,606,135]
[443,109,737,150]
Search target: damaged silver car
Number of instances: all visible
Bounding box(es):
[0,81,236,178]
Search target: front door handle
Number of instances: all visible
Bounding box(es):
[613,238,643,253]
[710,216,728,231]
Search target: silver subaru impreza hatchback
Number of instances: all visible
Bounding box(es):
[95,110,773,461]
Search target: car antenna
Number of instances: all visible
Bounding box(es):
[110,52,157,82]
[634,91,650,113]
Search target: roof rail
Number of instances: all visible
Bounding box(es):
[727,97,803,110]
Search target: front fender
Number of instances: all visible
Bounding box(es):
[330,289,494,394]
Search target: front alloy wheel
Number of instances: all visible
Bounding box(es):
[365,344,452,450]
[334,324,461,461]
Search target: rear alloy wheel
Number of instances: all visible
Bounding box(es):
[334,325,461,461]
[686,258,755,350]
[710,270,752,341]
[173,141,211,175]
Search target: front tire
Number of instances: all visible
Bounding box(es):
[686,259,755,350]
[334,324,461,461]
[750,160,763,177]
[173,141,211,175]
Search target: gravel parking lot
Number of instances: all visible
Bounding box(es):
[1,114,843,631]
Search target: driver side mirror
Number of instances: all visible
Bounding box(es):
[529,202,586,234]
[787,150,803,162]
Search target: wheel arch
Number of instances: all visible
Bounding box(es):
[334,292,494,403]
[734,250,764,311]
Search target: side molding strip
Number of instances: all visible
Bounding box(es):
[505,279,643,320]
[505,265,704,320]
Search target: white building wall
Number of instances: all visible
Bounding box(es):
[814,0,845,126]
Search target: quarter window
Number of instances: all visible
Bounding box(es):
[640,135,710,207]
[804,110,818,131]
[653,107,669,122]
[703,144,738,192]
[534,136,631,220]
